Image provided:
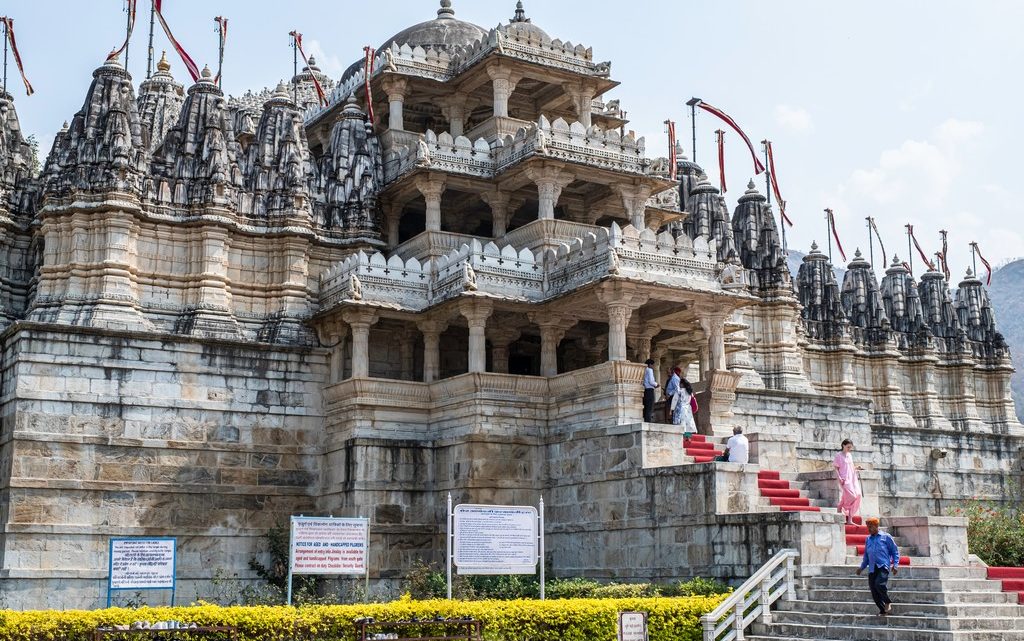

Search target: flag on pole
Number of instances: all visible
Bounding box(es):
[906,224,936,272]
[694,100,765,175]
[1,17,34,96]
[972,241,993,286]
[825,208,848,263]
[154,0,199,82]
[106,0,137,63]
[715,129,727,193]
[213,16,227,85]
[938,230,950,281]
[665,120,677,181]
[868,217,887,267]
[288,31,326,106]
[363,46,376,122]
[764,141,792,227]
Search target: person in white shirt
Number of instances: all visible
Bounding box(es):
[642,359,658,422]
[725,426,749,464]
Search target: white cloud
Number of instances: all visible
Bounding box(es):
[305,40,347,79]
[774,104,814,134]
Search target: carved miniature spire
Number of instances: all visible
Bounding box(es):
[840,246,890,343]
[918,267,966,355]
[320,94,383,235]
[796,242,848,341]
[438,0,455,19]
[157,50,171,73]
[512,1,528,22]
[731,176,787,294]
[138,49,185,154]
[955,266,1007,359]
[679,171,735,262]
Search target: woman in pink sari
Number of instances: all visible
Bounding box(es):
[833,439,862,524]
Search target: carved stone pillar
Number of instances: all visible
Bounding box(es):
[460,299,494,373]
[383,200,402,248]
[481,190,513,238]
[525,166,573,221]
[487,65,521,118]
[563,81,596,127]
[613,183,653,229]
[597,286,647,362]
[415,175,446,232]
[399,327,416,380]
[489,328,520,374]
[342,309,379,378]
[381,76,409,131]
[701,313,728,372]
[530,314,576,377]
[440,94,469,137]
[417,319,448,382]
[326,323,349,383]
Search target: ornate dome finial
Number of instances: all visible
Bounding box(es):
[854,248,862,258]
[273,81,290,99]
[811,241,819,252]
[512,1,528,22]
[201,65,213,80]
[966,266,975,277]
[438,0,455,19]
[890,254,902,266]
[746,179,757,192]
[157,51,170,73]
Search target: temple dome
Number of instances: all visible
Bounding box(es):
[380,1,487,51]
[500,2,550,41]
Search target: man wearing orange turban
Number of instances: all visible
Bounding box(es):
[855,517,900,615]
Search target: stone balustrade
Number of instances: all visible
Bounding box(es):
[318,223,730,313]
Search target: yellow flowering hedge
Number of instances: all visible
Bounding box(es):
[0,594,724,641]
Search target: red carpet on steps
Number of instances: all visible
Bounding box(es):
[756,470,820,513]
[987,567,1024,603]
[683,434,723,463]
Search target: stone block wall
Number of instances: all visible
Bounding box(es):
[0,325,324,609]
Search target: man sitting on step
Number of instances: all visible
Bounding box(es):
[855,517,900,616]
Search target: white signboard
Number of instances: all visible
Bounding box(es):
[290,516,369,575]
[618,612,648,641]
[109,538,176,590]
[453,504,538,574]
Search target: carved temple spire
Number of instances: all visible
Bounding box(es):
[840,248,890,345]
[137,51,185,154]
[731,179,788,293]
[876,256,927,350]
[320,96,383,236]
[148,65,243,207]
[42,57,148,197]
[918,266,965,355]
[796,241,848,341]
[511,1,528,22]
[0,92,36,215]
[675,150,702,218]
[679,172,736,262]
[241,82,313,218]
[955,267,1008,359]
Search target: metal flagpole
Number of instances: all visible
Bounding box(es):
[686,98,701,163]
[2,18,7,96]
[762,141,771,205]
[866,217,875,269]
[216,19,224,88]
[123,1,131,71]
[905,225,914,276]
[825,209,833,263]
[446,492,453,600]
[292,34,298,104]
[146,0,155,78]
[971,242,978,276]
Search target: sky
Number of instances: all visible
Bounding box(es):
[3,0,1022,280]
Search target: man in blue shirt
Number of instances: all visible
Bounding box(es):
[642,359,658,422]
[855,516,900,615]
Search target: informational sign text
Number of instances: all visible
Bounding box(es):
[453,504,537,574]
[618,612,648,641]
[290,517,369,575]
[109,538,176,590]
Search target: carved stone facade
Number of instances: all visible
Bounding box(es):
[0,1,1019,609]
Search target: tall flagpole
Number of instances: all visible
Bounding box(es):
[123,1,131,71]
[146,0,156,78]
[216,18,225,88]
[905,224,914,276]
[762,141,771,205]
[291,33,298,104]
[686,97,700,163]
[866,217,875,269]
[971,242,978,276]
[2,19,8,96]
[824,209,833,263]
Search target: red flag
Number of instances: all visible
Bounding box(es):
[665,120,677,181]
[938,230,950,281]
[106,0,137,63]
[972,242,993,286]
[715,129,727,193]
[289,31,327,107]
[906,224,936,272]
[825,208,848,263]
[154,0,199,82]
[765,141,793,227]
[1,17,34,96]
[363,46,376,122]
[868,216,887,267]
[695,100,765,175]
[213,16,228,85]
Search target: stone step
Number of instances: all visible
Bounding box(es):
[803,577,1000,592]
[776,599,1024,618]
[770,609,1024,631]
[750,621,1024,641]
[806,564,988,580]
[796,587,1020,605]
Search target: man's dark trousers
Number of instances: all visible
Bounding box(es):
[643,388,655,422]
[868,567,892,613]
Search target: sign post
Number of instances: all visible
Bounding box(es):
[107,537,177,608]
[447,498,546,599]
[287,516,370,606]
[618,611,649,641]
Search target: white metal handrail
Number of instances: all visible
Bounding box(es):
[700,548,798,641]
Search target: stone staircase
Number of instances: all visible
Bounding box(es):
[988,567,1024,604]
[746,564,1024,640]
[682,432,725,463]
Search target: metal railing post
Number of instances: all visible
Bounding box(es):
[760,577,772,624]
[786,553,796,601]
[701,615,715,641]
[734,600,745,640]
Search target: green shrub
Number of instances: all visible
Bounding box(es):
[545,578,603,599]
[951,501,1024,566]
[669,577,733,597]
